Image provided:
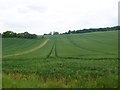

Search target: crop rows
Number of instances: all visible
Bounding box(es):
[2,31,118,88]
[3,31,118,59]
[66,35,115,55]
[46,38,58,59]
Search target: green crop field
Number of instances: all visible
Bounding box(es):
[2,31,118,88]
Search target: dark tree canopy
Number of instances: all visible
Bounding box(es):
[2,31,37,39]
[62,26,120,34]
[2,31,16,38]
[53,31,59,35]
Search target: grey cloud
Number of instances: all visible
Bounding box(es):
[0,0,119,35]
[18,7,29,14]
[18,5,47,14]
[4,22,28,29]
[2,22,29,33]
[28,5,47,13]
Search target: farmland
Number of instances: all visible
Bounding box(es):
[2,31,118,88]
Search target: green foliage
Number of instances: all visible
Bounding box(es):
[2,31,17,38]
[2,31,118,88]
[63,26,120,34]
[57,31,118,58]
[3,38,45,56]
[2,59,118,88]
[2,31,37,39]
[53,31,59,35]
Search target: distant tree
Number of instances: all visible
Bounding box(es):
[43,32,52,35]
[63,26,120,35]
[49,32,52,35]
[0,33,1,37]
[30,34,37,39]
[72,30,76,34]
[113,26,120,30]
[2,31,37,39]
[23,32,29,38]
[44,34,47,35]
[16,33,22,38]
[53,31,59,35]
[17,32,37,39]
[2,31,16,38]
[68,30,71,34]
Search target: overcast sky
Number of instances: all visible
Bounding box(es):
[0,0,119,35]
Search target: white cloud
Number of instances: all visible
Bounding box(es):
[0,0,119,35]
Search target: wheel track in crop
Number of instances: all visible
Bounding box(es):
[46,39,58,59]
[66,36,115,55]
[55,39,58,57]
[46,41,55,58]
[3,39,49,58]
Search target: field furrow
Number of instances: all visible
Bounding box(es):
[46,38,58,58]
[46,41,55,58]
[2,31,118,88]
[55,39,58,57]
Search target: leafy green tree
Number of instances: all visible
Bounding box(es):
[2,31,16,38]
[53,31,59,35]
[68,30,71,34]
[64,26,120,35]
[2,31,37,39]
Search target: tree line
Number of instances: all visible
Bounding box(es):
[1,31,37,39]
[44,31,59,35]
[1,26,120,37]
[62,26,120,34]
